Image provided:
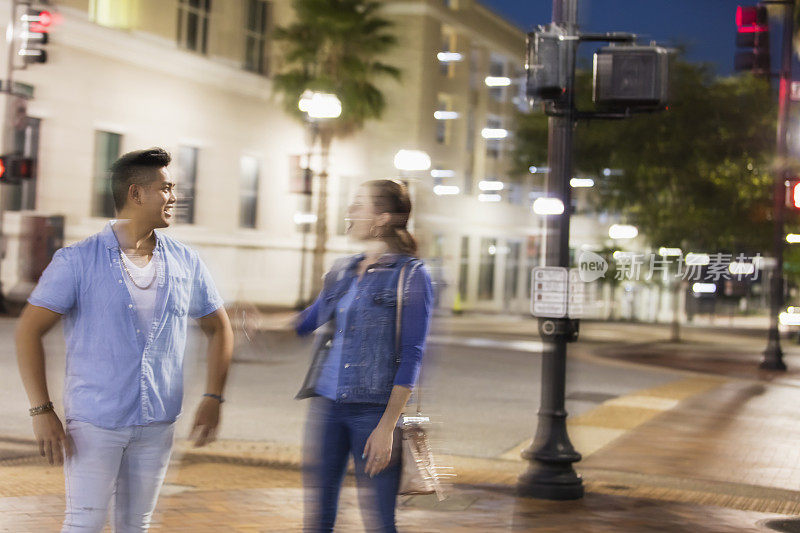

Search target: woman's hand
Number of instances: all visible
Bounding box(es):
[363,422,395,477]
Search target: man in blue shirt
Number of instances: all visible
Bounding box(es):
[15,148,234,532]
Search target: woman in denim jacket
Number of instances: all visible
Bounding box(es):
[295,179,433,532]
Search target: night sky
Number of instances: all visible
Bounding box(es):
[480,0,756,76]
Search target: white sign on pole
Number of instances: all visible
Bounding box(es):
[568,268,587,318]
[531,267,568,318]
[791,81,800,102]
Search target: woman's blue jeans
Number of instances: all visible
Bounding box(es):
[303,397,402,532]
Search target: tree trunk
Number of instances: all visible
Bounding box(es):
[310,130,333,297]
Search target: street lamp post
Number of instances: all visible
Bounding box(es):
[518,0,583,501]
[297,91,341,306]
[761,1,794,371]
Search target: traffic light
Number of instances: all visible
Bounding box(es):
[735,5,770,75]
[593,45,670,110]
[18,8,52,64]
[0,154,35,184]
[526,26,568,104]
[787,179,800,209]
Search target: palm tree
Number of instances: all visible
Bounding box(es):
[273,0,401,296]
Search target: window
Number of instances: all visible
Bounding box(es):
[91,131,121,218]
[469,48,480,90]
[4,117,41,212]
[175,146,198,224]
[504,240,522,304]
[525,236,541,297]
[478,237,497,300]
[486,116,502,159]
[436,94,453,145]
[244,0,269,75]
[239,155,259,228]
[466,109,475,152]
[489,56,505,102]
[89,0,135,29]
[178,0,211,54]
[337,177,353,235]
[458,236,469,299]
[440,29,457,78]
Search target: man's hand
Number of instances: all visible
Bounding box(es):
[190,396,221,447]
[363,422,395,477]
[32,411,71,466]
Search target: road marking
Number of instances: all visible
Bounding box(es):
[427,335,545,352]
[499,376,726,461]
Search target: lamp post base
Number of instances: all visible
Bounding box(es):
[760,346,787,371]
[517,463,584,500]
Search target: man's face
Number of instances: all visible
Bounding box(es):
[137,167,177,228]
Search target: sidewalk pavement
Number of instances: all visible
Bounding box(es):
[5,315,800,531]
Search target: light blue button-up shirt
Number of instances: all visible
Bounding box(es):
[27,222,224,429]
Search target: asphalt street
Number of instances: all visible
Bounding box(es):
[0,315,687,459]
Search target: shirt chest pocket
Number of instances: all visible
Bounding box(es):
[370,289,398,325]
[168,275,191,317]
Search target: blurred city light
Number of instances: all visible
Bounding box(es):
[478,180,504,191]
[532,197,564,215]
[293,212,317,225]
[692,282,716,294]
[484,76,512,87]
[393,149,431,171]
[298,91,342,119]
[658,247,682,256]
[478,193,502,202]
[529,166,550,174]
[569,177,594,188]
[437,52,463,62]
[433,185,459,196]
[481,128,509,139]
[430,169,455,178]
[779,312,800,326]
[729,261,756,275]
[602,168,624,176]
[686,252,711,265]
[608,224,638,239]
[786,233,800,243]
[433,110,459,120]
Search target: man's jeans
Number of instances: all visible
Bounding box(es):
[61,419,175,532]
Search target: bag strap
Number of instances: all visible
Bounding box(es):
[395,260,422,415]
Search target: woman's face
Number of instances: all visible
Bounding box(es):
[345,186,378,242]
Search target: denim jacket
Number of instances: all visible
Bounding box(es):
[295,253,433,405]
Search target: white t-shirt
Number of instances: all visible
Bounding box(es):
[120,251,159,337]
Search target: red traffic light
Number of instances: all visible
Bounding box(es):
[0,155,34,183]
[792,181,800,209]
[737,6,768,32]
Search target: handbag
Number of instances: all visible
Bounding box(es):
[395,262,447,500]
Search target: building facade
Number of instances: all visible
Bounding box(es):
[0,0,615,314]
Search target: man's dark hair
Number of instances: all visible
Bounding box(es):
[110,147,172,212]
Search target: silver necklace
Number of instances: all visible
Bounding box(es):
[119,249,157,290]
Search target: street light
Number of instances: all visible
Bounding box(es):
[394,149,431,172]
[298,90,342,119]
[532,197,565,215]
[296,90,342,309]
[608,224,638,239]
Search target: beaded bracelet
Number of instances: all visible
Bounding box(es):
[29,401,54,417]
[203,393,225,403]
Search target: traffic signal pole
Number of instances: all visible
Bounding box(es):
[518,0,583,500]
[0,0,19,314]
[761,0,793,370]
